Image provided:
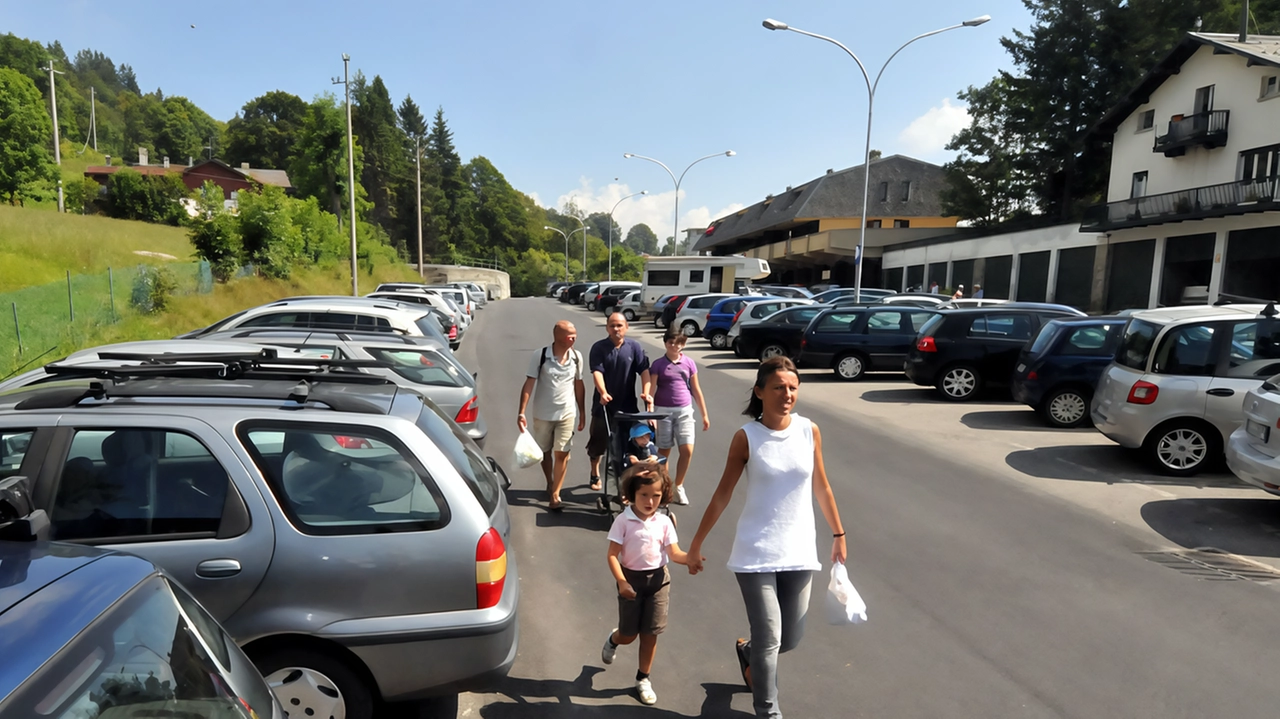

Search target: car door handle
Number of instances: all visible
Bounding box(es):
[1206,388,1235,397]
[196,559,243,579]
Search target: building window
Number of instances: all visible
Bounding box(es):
[1262,75,1279,100]
[866,219,882,228]
[1130,171,1148,199]
[879,182,889,202]
[901,181,912,201]
[1194,85,1215,114]
[893,219,910,228]
[1137,109,1155,132]
[1238,144,1280,182]
[646,270,680,286]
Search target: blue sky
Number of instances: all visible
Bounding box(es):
[7,0,1033,245]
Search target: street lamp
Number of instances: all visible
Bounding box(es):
[544,225,571,281]
[623,150,735,256]
[571,225,590,280]
[412,136,424,278]
[607,190,647,280]
[762,15,989,302]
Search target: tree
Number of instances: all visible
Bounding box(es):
[586,212,621,246]
[623,223,658,255]
[397,95,426,140]
[291,94,367,222]
[940,78,1035,226]
[224,91,307,169]
[352,75,405,236]
[0,67,57,205]
[119,64,139,94]
[104,168,189,225]
[426,106,474,254]
[189,210,242,281]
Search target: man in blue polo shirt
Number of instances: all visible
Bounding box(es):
[587,311,652,490]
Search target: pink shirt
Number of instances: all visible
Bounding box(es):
[608,507,679,571]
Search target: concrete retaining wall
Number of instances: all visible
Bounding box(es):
[415,265,511,299]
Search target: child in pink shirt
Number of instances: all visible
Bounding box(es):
[600,463,689,706]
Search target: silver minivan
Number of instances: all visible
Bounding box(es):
[1091,304,1280,476]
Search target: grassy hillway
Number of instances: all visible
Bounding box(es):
[0,207,421,379]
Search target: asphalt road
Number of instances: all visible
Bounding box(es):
[454,298,1280,718]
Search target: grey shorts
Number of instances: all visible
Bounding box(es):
[618,565,670,636]
[532,417,574,454]
[654,405,695,448]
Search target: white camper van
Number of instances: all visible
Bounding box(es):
[640,255,770,312]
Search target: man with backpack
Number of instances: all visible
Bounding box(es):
[518,320,586,511]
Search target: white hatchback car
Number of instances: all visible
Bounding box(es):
[673,293,735,337]
[616,290,643,321]
[1091,304,1280,476]
[1226,374,1280,494]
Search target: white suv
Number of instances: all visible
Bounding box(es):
[179,297,445,340]
[1091,304,1280,476]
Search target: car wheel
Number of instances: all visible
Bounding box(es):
[586,301,596,311]
[255,648,373,719]
[833,352,867,381]
[936,364,981,401]
[623,308,636,321]
[759,343,788,361]
[708,330,729,349]
[1040,387,1090,428]
[681,321,699,337]
[1144,421,1219,477]
[655,315,668,329]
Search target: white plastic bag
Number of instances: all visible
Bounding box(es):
[512,430,544,469]
[825,561,868,625]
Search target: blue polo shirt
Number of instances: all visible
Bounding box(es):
[589,337,650,417]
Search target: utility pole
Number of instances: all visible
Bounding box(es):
[333,54,359,296]
[41,61,65,212]
[415,135,424,278]
[89,86,97,152]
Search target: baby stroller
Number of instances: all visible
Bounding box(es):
[595,409,671,518]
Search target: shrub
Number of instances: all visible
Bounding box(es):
[131,265,179,314]
[106,169,190,225]
[189,212,243,282]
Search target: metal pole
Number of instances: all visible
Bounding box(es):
[342,54,358,296]
[11,302,21,354]
[607,190,647,280]
[66,270,74,322]
[90,86,97,152]
[415,136,424,278]
[625,152,731,256]
[108,267,116,322]
[42,62,65,212]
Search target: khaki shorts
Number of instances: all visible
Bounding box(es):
[532,417,575,454]
[618,565,670,636]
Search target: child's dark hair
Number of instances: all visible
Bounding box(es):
[662,325,687,344]
[620,462,674,505]
[743,356,800,419]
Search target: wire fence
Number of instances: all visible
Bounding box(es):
[2,262,213,380]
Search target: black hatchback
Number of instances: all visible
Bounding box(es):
[904,307,1083,401]
[1011,316,1126,427]
[800,306,937,380]
[737,305,827,361]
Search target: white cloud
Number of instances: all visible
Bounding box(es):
[897,98,970,161]
[551,179,743,251]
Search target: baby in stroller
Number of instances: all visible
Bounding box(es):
[624,422,667,469]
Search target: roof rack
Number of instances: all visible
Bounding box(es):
[214,328,435,347]
[44,352,396,383]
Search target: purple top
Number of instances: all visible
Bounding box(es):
[651,354,697,408]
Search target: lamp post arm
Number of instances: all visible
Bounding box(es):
[871,23,965,95]
[676,152,735,189]
[625,154,677,189]
[782,27,872,96]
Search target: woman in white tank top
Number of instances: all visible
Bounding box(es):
[686,357,845,718]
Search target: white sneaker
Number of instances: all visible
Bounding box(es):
[636,677,657,705]
[601,630,618,665]
[675,485,689,505]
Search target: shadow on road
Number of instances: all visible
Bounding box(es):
[960,410,1096,433]
[799,371,908,384]
[1005,444,1241,488]
[478,666,752,718]
[705,361,760,371]
[858,388,940,404]
[1140,497,1280,558]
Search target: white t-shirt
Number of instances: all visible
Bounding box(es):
[727,415,821,573]
[525,346,585,421]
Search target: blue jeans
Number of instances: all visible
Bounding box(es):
[736,571,814,718]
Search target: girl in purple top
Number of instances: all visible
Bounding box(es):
[649,326,710,505]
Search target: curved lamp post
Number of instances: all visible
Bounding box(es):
[607,190,647,280]
[624,151,734,256]
[762,15,989,302]
[570,225,590,280]
[544,225,571,281]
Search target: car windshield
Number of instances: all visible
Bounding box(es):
[1117,319,1159,370]
[1027,323,1062,356]
[368,348,468,387]
[414,400,502,515]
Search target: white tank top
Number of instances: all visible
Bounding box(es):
[727,414,822,573]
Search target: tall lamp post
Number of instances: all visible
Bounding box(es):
[762,15,989,302]
[623,151,734,256]
[413,136,424,278]
[571,225,589,280]
[607,190,647,280]
[544,225,571,281]
[332,53,359,296]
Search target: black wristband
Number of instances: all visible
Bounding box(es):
[833,532,846,538]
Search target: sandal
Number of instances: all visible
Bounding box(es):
[736,638,752,690]
[589,475,602,491]
[548,497,564,512]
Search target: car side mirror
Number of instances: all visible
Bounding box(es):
[0,476,49,542]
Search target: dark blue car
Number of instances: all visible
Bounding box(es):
[1010,316,1126,427]
[703,296,777,349]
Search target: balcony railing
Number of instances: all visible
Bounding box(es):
[1081,177,1280,232]
[1153,109,1230,157]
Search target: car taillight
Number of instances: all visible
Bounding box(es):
[732,307,746,323]
[677,298,690,312]
[916,336,937,352]
[455,396,479,424]
[1026,370,1038,380]
[801,338,806,350]
[333,435,372,449]
[1127,380,1159,405]
[475,528,507,609]
[448,325,458,339]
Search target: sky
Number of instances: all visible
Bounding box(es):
[5,0,1035,247]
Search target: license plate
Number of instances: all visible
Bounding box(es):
[1016,363,1026,373]
[1247,419,1271,443]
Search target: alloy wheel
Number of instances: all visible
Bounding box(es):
[266,666,346,719]
[623,309,636,321]
[760,344,786,360]
[1156,428,1208,471]
[681,321,698,337]
[942,367,978,399]
[709,332,728,349]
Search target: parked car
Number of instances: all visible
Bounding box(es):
[451,281,487,306]
[589,281,642,313]
[1092,304,1280,476]
[1011,316,1127,427]
[0,520,285,719]
[566,283,598,306]
[904,306,1084,401]
[811,287,894,304]
[702,296,777,350]
[799,306,938,381]
[941,297,1009,309]
[546,281,570,298]
[729,298,816,352]
[0,354,518,717]
[176,297,450,346]
[554,285,569,300]
[752,285,814,300]
[997,302,1087,316]
[616,290,643,321]
[560,282,593,304]
[427,286,477,318]
[657,294,695,330]
[673,293,736,337]
[736,305,828,361]
[1226,373,1280,494]
[367,292,463,347]
[873,293,953,308]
